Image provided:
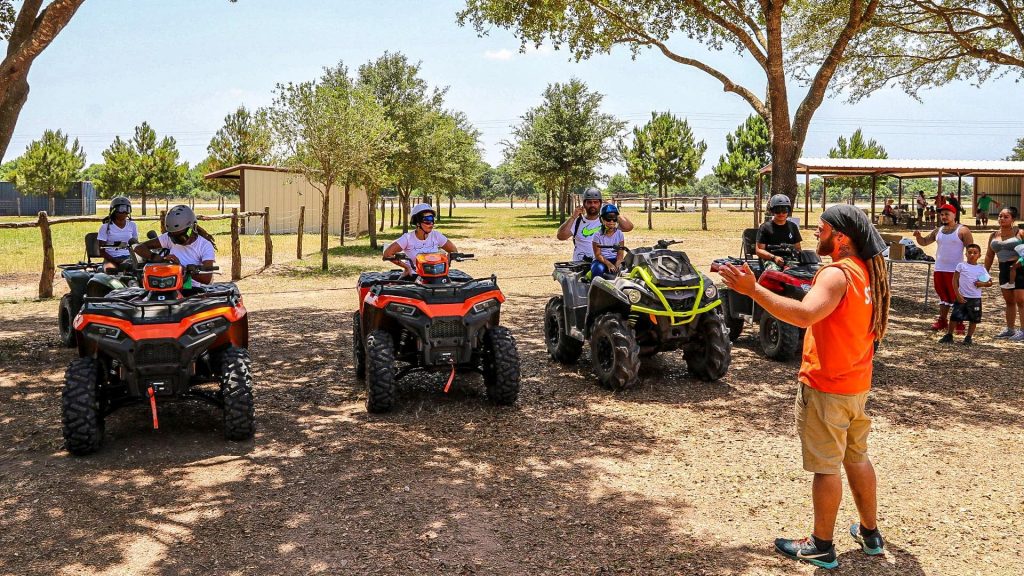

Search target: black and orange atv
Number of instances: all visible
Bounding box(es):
[352,251,520,413]
[62,254,254,455]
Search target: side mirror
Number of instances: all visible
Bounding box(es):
[147,230,158,240]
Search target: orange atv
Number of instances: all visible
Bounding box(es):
[353,251,520,413]
[62,254,254,455]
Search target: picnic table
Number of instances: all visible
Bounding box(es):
[886,258,934,305]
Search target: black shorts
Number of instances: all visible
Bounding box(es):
[951,298,982,323]
[998,260,1024,289]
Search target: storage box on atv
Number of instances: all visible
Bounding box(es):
[623,247,701,288]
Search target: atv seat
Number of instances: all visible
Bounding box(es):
[741,228,758,260]
[85,232,103,263]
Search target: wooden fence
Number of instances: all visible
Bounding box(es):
[0,209,270,299]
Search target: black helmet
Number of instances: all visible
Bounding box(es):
[109,196,131,215]
[582,187,602,202]
[767,194,792,215]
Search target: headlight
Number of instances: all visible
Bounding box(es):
[150,275,177,289]
[89,323,122,340]
[472,298,500,314]
[193,317,228,335]
[386,302,418,316]
[624,289,642,304]
[704,284,718,299]
[422,262,447,275]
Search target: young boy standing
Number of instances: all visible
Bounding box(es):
[941,244,993,345]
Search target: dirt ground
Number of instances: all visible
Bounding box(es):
[1,235,1023,575]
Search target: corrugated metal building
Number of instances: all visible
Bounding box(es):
[204,165,370,236]
[0,181,97,217]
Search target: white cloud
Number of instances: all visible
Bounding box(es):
[484,49,515,61]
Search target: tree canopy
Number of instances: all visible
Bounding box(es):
[713,115,770,196]
[205,105,272,195]
[16,128,84,212]
[621,111,705,208]
[827,128,888,201]
[1006,137,1024,161]
[99,122,182,215]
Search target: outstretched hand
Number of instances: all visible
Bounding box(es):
[718,261,757,296]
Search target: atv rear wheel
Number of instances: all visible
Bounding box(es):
[759,313,801,361]
[62,357,104,455]
[352,311,366,379]
[684,312,732,381]
[589,313,640,390]
[544,296,583,364]
[365,330,396,413]
[483,326,520,405]
[220,346,255,441]
[719,292,744,342]
[58,295,76,348]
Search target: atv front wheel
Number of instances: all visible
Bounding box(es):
[220,346,256,441]
[544,297,583,363]
[719,292,744,342]
[365,330,396,413]
[589,313,640,390]
[62,357,104,455]
[352,311,366,379]
[759,314,801,361]
[684,312,732,381]
[483,326,520,405]
[58,295,76,348]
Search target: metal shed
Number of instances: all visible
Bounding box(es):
[203,164,370,236]
[757,158,1024,226]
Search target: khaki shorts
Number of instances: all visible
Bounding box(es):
[795,383,871,474]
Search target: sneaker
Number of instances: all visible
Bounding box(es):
[939,333,953,344]
[954,322,965,335]
[1001,282,1016,290]
[1010,330,1024,342]
[930,318,948,331]
[849,523,885,556]
[962,336,973,346]
[995,328,1016,338]
[774,537,838,569]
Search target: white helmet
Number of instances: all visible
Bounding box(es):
[410,203,435,225]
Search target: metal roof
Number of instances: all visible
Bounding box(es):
[760,158,1024,177]
[203,164,293,180]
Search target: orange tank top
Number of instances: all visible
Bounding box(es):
[798,257,875,395]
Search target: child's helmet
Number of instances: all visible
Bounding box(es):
[768,194,792,214]
[600,204,619,219]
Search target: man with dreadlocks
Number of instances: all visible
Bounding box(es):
[719,204,890,570]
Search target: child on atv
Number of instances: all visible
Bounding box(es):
[587,204,625,280]
[382,203,457,277]
[97,196,139,273]
[133,205,217,286]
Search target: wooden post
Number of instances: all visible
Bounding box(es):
[870,175,877,222]
[380,197,386,232]
[159,209,167,233]
[822,178,827,211]
[804,169,810,226]
[897,178,903,206]
[297,205,305,260]
[701,195,708,231]
[957,174,963,222]
[646,196,652,230]
[231,208,241,281]
[755,173,762,227]
[263,206,272,268]
[389,198,394,228]
[937,172,943,200]
[38,211,55,298]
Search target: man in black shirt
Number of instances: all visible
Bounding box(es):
[757,194,803,270]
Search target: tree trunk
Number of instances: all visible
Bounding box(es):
[448,195,453,218]
[341,181,350,246]
[367,190,379,249]
[0,72,29,162]
[321,192,330,271]
[559,178,569,222]
[141,190,148,215]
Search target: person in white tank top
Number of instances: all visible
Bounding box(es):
[914,204,974,332]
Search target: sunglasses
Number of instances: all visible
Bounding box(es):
[420,215,435,224]
[602,215,618,222]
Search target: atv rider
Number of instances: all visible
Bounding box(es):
[556,187,634,261]
[134,205,217,286]
[589,204,625,279]
[382,203,457,277]
[757,194,803,271]
[97,196,139,273]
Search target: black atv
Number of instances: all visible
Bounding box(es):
[353,250,520,413]
[58,233,148,347]
[63,252,254,455]
[711,230,822,361]
[544,239,731,389]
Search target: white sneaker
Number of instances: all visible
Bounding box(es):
[995,328,1016,338]
[1010,330,1024,342]
[1000,282,1016,290]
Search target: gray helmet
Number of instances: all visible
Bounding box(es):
[165,205,197,234]
[109,196,131,215]
[767,194,792,214]
[582,187,602,202]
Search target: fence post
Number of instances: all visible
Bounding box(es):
[263,206,272,268]
[159,210,167,233]
[390,198,395,228]
[38,211,55,298]
[297,205,305,260]
[646,196,653,230]
[701,196,709,231]
[231,208,241,281]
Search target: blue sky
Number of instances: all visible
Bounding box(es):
[9,0,1024,177]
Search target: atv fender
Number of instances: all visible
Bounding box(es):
[584,277,632,337]
[86,273,126,298]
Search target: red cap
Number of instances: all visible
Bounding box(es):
[938,204,956,213]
